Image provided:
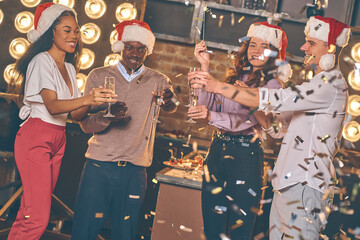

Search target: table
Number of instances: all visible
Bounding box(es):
[151,168,205,240]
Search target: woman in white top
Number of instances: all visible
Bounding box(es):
[6,3,116,239]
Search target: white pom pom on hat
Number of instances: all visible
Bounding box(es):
[304,16,351,71]
[27,3,76,43]
[112,20,155,55]
[277,62,293,82]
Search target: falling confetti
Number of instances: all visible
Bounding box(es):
[248,188,257,197]
[211,187,223,194]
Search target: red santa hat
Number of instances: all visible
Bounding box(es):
[304,16,351,71]
[247,22,288,60]
[112,19,155,55]
[28,3,76,43]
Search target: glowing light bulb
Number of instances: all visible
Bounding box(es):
[79,48,95,70]
[14,11,34,33]
[53,0,74,8]
[76,73,87,93]
[351,43,360,63]
[347,95,360,116]
[9,38,30,59]
[80,23,101,44]
[85,0,106,19]
[115,3,137,22]
[4,64,16,84]
[342,121,360,142]
[109,30,118,45]
[20,0,41,8]
[348,70,360,91]
[104,54,121,66]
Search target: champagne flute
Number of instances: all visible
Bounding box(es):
[186,67,200,123]
[103,77,115,117]
[185,67,200,107]
[152,82,164,123]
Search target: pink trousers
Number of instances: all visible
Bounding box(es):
[8,118,66,240]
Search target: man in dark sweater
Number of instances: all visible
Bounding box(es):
[72,20,177,240]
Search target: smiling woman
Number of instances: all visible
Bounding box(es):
[6,3,116,240]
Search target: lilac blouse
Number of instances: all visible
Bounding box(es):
[198,74,282,135]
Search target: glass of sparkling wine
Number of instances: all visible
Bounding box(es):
[103,77,115,117]
[186,67,200,123]
[152,82,164,123]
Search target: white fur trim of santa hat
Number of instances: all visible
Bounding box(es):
[28,4,76,43]
[247,23,283,49]
[304,16,351,47]
[112,24,155,55]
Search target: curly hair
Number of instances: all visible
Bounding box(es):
[226,39,280,88]
[8,11,82,97]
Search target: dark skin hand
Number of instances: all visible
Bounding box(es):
[155,88,176,112]
[107,101,131,122]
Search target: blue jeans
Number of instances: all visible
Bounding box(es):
[71,159,147,240]
[202,136,263,240]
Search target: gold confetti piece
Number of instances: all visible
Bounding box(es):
[198,127,205,131]
[25,215,30,218]
[298,164,308,171]
[95,213,103,218]
[156,220,165,224]
[211,174,218,182]
[175,73,183,78]
[92,163,100,167]
[272,189,282,195]
[231,13,235,26]
[141,236,145,239]
[250,207,263,216]
[226,195,234,201]
[223,155,235,160]
[260,198,272,204]
[297,206,306,210]
[328,44,336,53]
[129,195,140,199]
[304,157,314,164]
[150,211,156,215]
[218,15,224,28]
[292,225,302,232]
[261,186,269,190]
[287,200,300,205]
[305,218,313,223]
[194,17,204,21]
[192,141,198,152]
[305,55,314,65]
[231,90,239,99]
[254,232,265,240]
[152,178,158,184]
[204,165,210,182]
[231,220,244,230]
[319,182,326,188]
[318,134,330,143]
[124,215,130,220]
[211,187,223,194]
[195,26,201,35]
[180,225,193,232]
[238,16,245,23]
[282,233,294,239]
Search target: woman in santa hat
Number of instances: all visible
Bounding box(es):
[188,22,290,240]
[7,3,116,239]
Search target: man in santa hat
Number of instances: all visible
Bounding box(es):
[189,16,351,239]
[71,20,177,240]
